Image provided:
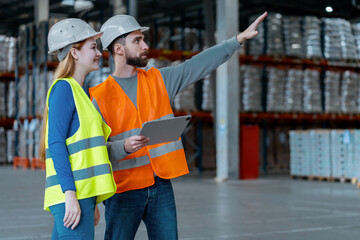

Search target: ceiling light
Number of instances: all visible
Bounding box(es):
[61,0,94,12]
[74,0,94,12]
[61,0,75,6]
[325,6,333,13]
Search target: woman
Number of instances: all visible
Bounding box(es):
[39,18,116,239]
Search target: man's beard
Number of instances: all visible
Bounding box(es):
[125,47,148,67]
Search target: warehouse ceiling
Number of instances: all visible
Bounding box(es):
[1,0,360,36]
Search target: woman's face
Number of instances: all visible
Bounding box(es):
[75,37,102,73]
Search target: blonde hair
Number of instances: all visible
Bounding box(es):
[39,41,86,161]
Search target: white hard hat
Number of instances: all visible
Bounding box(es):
[100,15,149,50]
[48,18,102,60]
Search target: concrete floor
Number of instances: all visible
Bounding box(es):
[1,166,360,240]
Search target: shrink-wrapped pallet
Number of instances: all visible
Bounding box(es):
[0,127,6,163]
[303,69,322,113]
[330,130,355,179]
[284,69,303,112]
[289,130,311,176]
[6,129,15,163]
[308,130,331,177]
[266,13,285,56]
[242,65,263,112]
[7,81,15,118]
[0,35,16,72]
[283,16,303,58]
[266,67,286,112]
[322,18,358,60]
[341,71,359,114]
[17,75,28,118]
[0,82,6,117]
[322,18,342,60]
[27,118,41,160]
[352,22,360,59]
[324,70,341,113]
[303,16,322,59]
[35,70,54,117]
[338,19,359,60]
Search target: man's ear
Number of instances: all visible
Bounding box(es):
[114,43,124,55]
[70,48,79,60]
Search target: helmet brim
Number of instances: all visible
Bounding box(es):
[102,26,149,51]
[48,31,103,55]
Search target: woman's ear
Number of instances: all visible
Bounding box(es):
[70,48,79,60]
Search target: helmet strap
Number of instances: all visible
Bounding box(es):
[57,44,73,61]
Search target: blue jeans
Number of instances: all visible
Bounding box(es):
[49,197,96,240]
[104,177,178,240]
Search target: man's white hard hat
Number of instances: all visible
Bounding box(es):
[100,15,149,50]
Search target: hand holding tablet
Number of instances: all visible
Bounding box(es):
[139,115,192,146]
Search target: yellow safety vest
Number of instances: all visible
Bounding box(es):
[44,77,116,211]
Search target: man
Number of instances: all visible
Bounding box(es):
[90,12,267,240]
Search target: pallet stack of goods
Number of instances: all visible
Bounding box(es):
[284,69,303,112]
[241,65,263,112]
[290,129,360,186]
[0,82,6,117]
[283,16,303,58]
[266,67,286,112]
[0,127,6,164]
[0,35,16,72]
[289,130,311,176]
[324,70,341,113]
[302,69,322,113]
[266,13,285,56]
[341,71,359,114]
[303,16,322,59]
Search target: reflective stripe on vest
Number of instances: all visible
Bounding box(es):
[149,139,183,159]
[109,128,141,142]
[109,139,182,171]
[45,163,111,189]
[112,155,151,171]
[45,136,106,159]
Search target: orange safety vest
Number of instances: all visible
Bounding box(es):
[89,68,189,193]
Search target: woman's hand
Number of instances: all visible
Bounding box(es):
[63,190,81,230]
[94,205,100,226]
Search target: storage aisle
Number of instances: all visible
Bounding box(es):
[1,166,360,240]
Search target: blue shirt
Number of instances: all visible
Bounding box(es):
[48,81,80,192]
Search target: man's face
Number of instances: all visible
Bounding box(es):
[124,30,149,67]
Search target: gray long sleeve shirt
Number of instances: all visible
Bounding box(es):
[92,36,241,161]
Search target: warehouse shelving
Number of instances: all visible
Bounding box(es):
[0,72,15,82]
[95,48,360,173]
[7,12,360,175]
[5,46,360,172]
[0,71,15,130]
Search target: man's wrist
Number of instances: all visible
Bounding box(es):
[123,139,131,154]
[237,33,245,44]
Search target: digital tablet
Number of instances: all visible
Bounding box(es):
[139,115,192,145]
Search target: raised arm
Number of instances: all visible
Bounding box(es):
[160,11,267,103]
